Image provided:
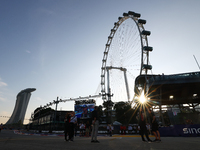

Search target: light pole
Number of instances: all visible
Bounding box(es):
[54,97,59,130]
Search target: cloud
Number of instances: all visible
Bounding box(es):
[35,97,43,101]
[0,78,8,102]
[31,71,39,75]
[0,111,11,124]
[0,82,7,87]
[0,78,7,87]
[0,96,6,102]
[0,111,10,116]
[39,8,55,16]
[0,91,6,102]
[26,50,31,54]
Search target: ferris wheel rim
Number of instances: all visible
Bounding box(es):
[101,11,152,101]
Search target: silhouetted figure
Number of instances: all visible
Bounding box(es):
[137,107,152,142]
[148,108,161,142]
[109,124,113,136]
[79,122,85,136]
[69,111,77,141]
[91,106,99,143]
[64,113,71,141]
[85,121,91,137]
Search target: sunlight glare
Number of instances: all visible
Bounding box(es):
[139,91,146,104]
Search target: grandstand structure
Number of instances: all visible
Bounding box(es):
[135,71,200,125]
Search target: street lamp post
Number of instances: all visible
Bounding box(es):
[54,97,59,130]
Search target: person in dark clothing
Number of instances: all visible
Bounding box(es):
[74,123,79,137]
[109,124,113,137]
[91,106,99,143]
[85,121,91,137]
[148,108,161,142]
[69,111,77,142]
[64,112,71,141]
[137,107,152,142]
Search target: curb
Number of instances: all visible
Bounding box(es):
[14,130,64,137]
[14,130,153,138]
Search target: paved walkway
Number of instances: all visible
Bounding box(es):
[0,130,199,150]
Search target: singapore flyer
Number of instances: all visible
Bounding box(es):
[101,11,153,103]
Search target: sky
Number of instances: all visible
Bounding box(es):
[0,0,200,124]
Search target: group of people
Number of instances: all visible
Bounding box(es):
[64,106,161,143]
[120,125,127,134]
[64,111,77,142]
[79,121,91,137]
[137,107,161,142]
[120,125,139,134]
[64,106,100,143]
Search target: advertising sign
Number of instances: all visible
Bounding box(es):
[159,124,200,137]
[75,103,95,119]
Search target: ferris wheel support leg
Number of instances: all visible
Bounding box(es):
[107,69,111,100]
[124,70,130,102]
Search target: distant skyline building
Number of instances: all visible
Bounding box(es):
[6,88,36,125]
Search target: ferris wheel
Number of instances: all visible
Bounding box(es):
[101,11,153,103]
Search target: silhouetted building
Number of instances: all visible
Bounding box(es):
[31,109,72,131]
[6,88,36,125]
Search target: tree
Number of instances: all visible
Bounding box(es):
[103,100,114,124]
[98,105,103,117]
[114,101,137,125]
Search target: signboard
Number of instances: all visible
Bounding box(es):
[75,103,95,119]
[159,124,200,137]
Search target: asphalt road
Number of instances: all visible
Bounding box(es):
[0,130,199,150]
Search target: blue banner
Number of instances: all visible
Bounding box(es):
[159,124,200,137]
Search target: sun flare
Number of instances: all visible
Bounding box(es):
[139,90,146,104]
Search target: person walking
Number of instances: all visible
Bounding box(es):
[85,121,91,137]
[148,108,161,142]
[137,107,152,142]
[64,112,71,141]
[109,124,113,137]
[91,106,99,143]
[107,124,110,136]
[128,124,133,134]
[74,123,79,137]
[69,111,77,142]
[79,122,85,137]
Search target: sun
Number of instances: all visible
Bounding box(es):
[139,90,146,104]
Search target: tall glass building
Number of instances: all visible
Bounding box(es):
[6,88,36,125]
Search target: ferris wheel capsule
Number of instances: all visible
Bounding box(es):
[138,19,146,24]
[123,13,129,17]
[143,46,153,52]
[142,30,151,36]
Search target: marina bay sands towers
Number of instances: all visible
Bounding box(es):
[6,88,36,125]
